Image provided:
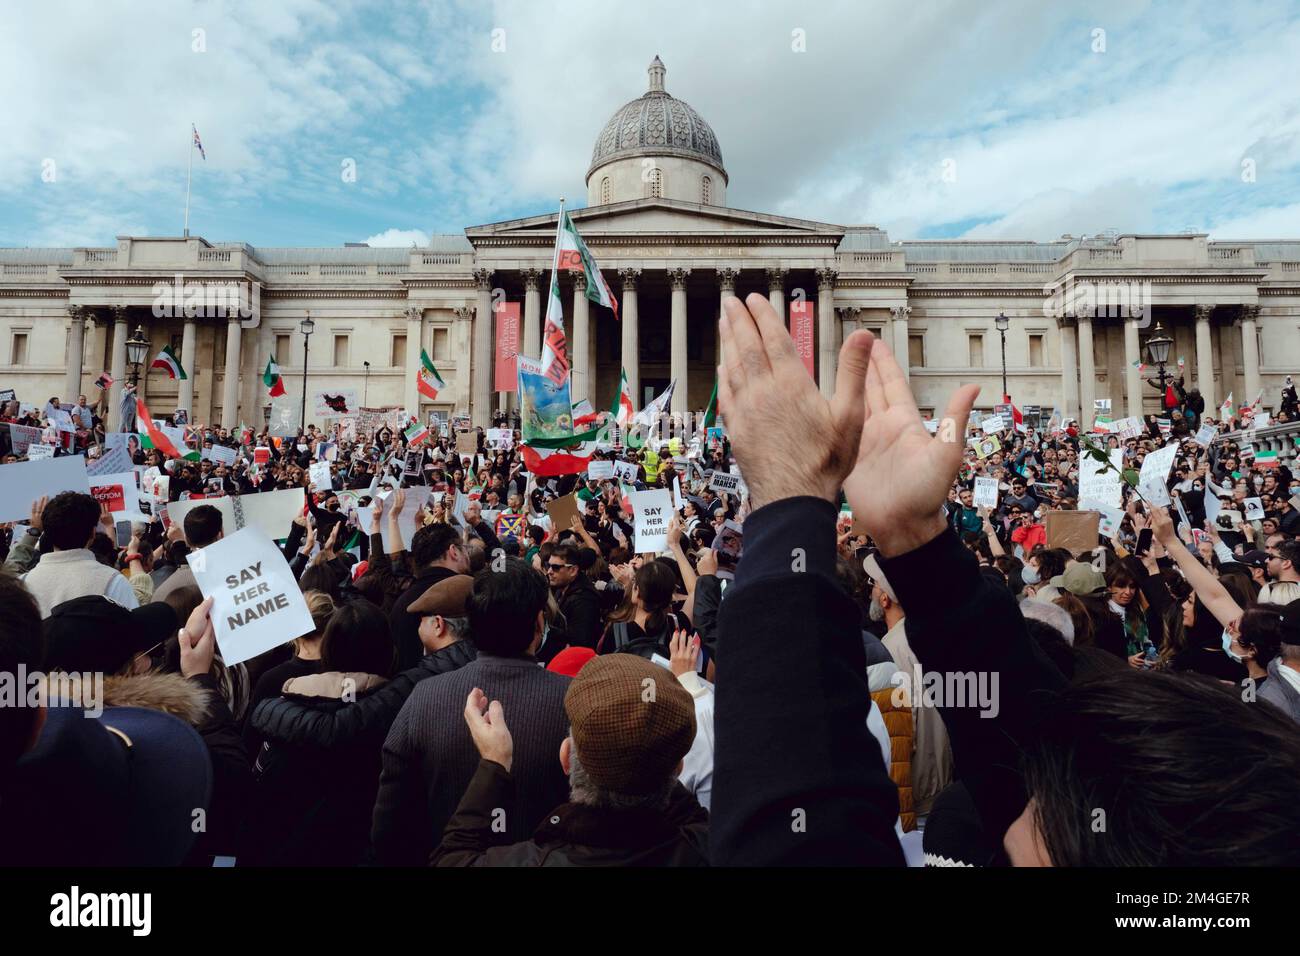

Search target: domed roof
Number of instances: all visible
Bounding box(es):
[588,56,727,183]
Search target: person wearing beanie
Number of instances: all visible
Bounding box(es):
[433,654,707,866]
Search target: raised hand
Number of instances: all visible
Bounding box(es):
[463,687,513,772]
[716,293,873,508]
[843,338,980,557]
[668,628,700,677]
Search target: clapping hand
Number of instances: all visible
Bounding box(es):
[463,688,513,772]
[668,628,700,677]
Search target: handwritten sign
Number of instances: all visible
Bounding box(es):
[1194,424,1216,447]
[1138,444,1179,507]
[587,460,615,480]
[1079,448,1124,509]
[973,477,999,510]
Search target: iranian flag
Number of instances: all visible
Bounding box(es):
[1255,449,1280,468]
[521,425,603,477]
[556,209,618,317]
[136,397,183,459]
[701,378,718,430]
[612,366,635,427]
[1219,392,1233,422]
[151,345,187,380]
[417,348,445,400]
[264,357,286,397]
[404,419,430,447]
[540,206,618,385]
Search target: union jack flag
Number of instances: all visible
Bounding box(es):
[192,124,206,161]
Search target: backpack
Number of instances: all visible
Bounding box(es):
[605,612,679,660]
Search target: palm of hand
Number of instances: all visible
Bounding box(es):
[845,406,943,534]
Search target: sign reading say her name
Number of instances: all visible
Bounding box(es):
[187,527,316,666]
[630,489,673,554]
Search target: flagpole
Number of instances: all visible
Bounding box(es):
[540,197,565,363]
[183,128,193,238]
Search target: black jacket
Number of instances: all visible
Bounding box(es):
[432,759,709,866]
[539,575,603,664]
[390,566,460,669]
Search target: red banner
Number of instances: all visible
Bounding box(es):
[494,301,520,393]
[557,250,583,272]
[789,300,815,378]
[90,483,125,513]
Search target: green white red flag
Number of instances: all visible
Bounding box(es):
[520,425,603,477]
[264,357,286,397]
[136,397,183,459]
[404,419,430,447]
[151,345,187,380]
[417,348,445,400]
[541,206,618,385]
[612,366,635,427]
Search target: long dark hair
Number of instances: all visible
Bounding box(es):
[320,601,394,676]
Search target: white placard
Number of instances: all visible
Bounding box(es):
[981,416,1004,435]
[356,487,432,552]
[709,471,742,494]
[166,487,306,542]
[87,442,135,477]
[1138,444,1179,507]
[1244,497,1265,522]
[0,455,91,522]
[313,388,360,418]
[1079,499,1125,540]
[25,443,55,460]
[88,471,141,517]
[309,461,333,492]
[587,460,615,481]
[630,488,673,554]
[1255,412,1271,429]
[486,428,513,450]
[1194,424,1216,447]
[613,460,640,483]
[1204,486,1223,524]
[1114,416,1144,440]
[1079,447,1125,509]
[187,527,316,666]
[973,476,999,510]
[672,474,684,511]
[209,444,237,467]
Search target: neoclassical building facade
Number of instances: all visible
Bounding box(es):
[3,58,1299,430]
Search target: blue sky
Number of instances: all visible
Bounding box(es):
[1,0,1297,248]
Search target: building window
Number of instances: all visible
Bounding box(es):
[214,332,226,368]
[170,333,183,354]
[908,333,926,368]
[333,334,350,368]
[433,327,450,361]
[867,327,882,341]
[390,333,407,368]
[647,166,662,199]
[601,176,610,205]
[11,332,28,365]
[701,175,711,204]
[275,333,291,362]
[968,333,985,368]
[1028,333,1045,367]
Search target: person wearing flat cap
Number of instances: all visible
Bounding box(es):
[433,654,708,866]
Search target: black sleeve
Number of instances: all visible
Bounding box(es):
[473,519,502,557]
[430,759,516,867]
[565,589,604,650]
[280,521,305,564]
[692,575,723,657]
[711,497,903,866]
[879,527,1067,844]
[188,673,252,859]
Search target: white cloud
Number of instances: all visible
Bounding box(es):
[362,227,430,247]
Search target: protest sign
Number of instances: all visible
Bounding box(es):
[402,450,422,477]
[309,461,333,491]
[587,460,615,481]
[254,446,271,466]
[712,518,745,579]
[517,355,573,442]
[709,471,742,495]
[1174,494,1194,533]
[166,487,306,542]
[314,389,359,418]
[1079,447,1124,509]
[613,460,639,483]
[981,416,1004,435]
[1045,511,1100,555]
[545,492,582,534]
[1114,417,1143,440]
[1079,500,1124,540]
[630,489,673,554]
[495,512,526,540]
[973,435,1001,459]
[356,487,432,552]
[0,455,92,522]
[486,428,513,450]
[209,444,237,467]
[1194,424,1216,447]
[1138,444,1179,506]
[1094,398,1112,417]
[1022,405,1041,431]
[973,477,999,510]
[187,528,316,667]
[1244,497,1265,522]
[89,471,141,517]
[6,423,44,456]
[87,441,135,478]
[994,403,1014,430]
[0,388,14,403]
[25,443,54,460]
[455,430,478,456]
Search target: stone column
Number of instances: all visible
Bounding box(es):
[816,268,838,397]
[108,306,128,431]
[838,307,861,349]
[1194,304,1216,412]
[522,268,542,361]
[889,304,912,382]
[177,314,197,417]
[472,269,494,423]
[1078,314,1096,425]
[405,306,424,414]
[1059,320,1080,423]
[64,306,86,403]
[221,311,242,428]
[669,268,690,414]
[717,267,737,370]
[454,306,474,414]
[1124,314,1142,418]
[619,269,641,401]
[1240,304,1261,405]
[572,272,590,405]
[766,268,787,326]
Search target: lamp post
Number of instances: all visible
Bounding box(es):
[126,325,150,386]
[1146,320,1174,404]
[995,312,1010,403]
[363,360,370,405]
[299,312,314,430]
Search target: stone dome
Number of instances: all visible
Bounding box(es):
[587,56,727,184]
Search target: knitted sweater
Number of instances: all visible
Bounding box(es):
[23,548,138,618]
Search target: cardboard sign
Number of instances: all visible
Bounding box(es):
[1045,511,1100,555]
[0,455,91,522]
[1138,444,1179,507]
[1194,424,1216,447]
[709,471,741,495]
[613,460,640,483]
[166,487,306,543]
[973,477,999,510]
[209,444,237,467]
[187,527,316,667]
[545,492,582,535]
[630,489,673,554]
[587,460,615,481]
[1079,447,1124,509]
[309,461,333,491]
[1244,497,1265,522]
[455,430,478,456]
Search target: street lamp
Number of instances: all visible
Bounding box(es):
[363,360,371,405]
[126,325,150,385]
[1146,320,1174,400]
[299,312,314,430]
[994,312,1010,403]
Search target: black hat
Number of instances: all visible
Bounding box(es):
[44,596,178,675]
[1240,550,1271,570]
[1280,599,1300,646]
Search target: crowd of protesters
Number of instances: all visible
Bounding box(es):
[2,294,1300,867]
